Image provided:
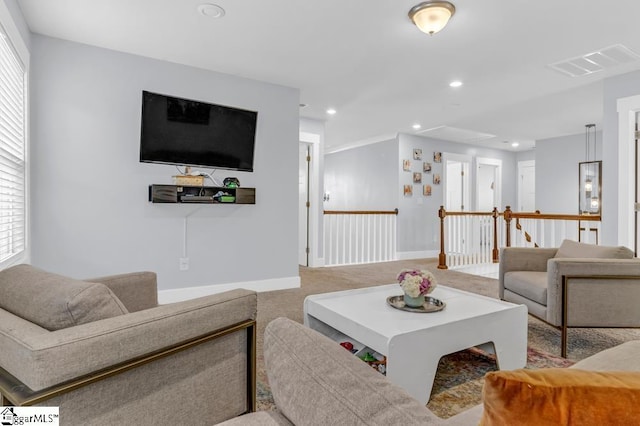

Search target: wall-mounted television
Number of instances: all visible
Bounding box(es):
[140,91,257,172]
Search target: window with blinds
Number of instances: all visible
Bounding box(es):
[0,26,26,263]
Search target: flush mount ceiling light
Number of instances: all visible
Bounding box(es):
[197,3,225,18]
[326,108,337,115]
[412,123,422,130]
[449,80,463,88]
[408,1,456,35]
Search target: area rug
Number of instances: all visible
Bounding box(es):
[254,259,640,418]
[255,343,574,417]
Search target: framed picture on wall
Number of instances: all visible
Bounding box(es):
[413,149,422,160]
[433,174,441,184]
[423,185,432,196]
[434,152,442,163]
[403,185,413,196]
[423,162,432,173]
[413,172,422,183]
[403,159,411,171]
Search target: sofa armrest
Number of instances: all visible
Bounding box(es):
[546,258,640,326]
[0,288,256,391]
[499,247,557,299]
[86,271,158,312]
[264,317,440,425]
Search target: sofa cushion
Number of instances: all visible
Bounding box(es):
[263,317,438,426]
[0,264,128,330]
[502,271,547,305]
[480,368,640,426]
[555,239,634,259]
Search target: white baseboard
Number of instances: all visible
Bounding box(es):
[396,250,439,260]
[158,275,301,304]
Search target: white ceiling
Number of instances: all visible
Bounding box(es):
[16,0,640,152]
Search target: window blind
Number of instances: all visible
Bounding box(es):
[0,26,26,263]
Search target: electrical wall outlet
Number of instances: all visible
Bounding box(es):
[179,257,189,271]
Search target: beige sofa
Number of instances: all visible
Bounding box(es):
[0,264,257,425]
[217,317,640,426]
[500,239,640,356]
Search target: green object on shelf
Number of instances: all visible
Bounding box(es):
[360,352,376,362]
[220,196,236,203]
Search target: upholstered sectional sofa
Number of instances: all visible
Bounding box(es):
[0,264,257,425]
[218,317,640,426]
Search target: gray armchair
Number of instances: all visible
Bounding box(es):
[0,264,257,425]
[500,240,640,357]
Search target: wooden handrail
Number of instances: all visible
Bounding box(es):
[438,206,447,269]
[438,206,500,269]
[510,212,601,221]
[324,209,398,215]
[437,206,603,268]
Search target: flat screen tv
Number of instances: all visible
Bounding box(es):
[140,91,257,172]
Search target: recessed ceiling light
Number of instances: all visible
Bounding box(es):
[511,142,520,147]
[197,3,225,18]
[412,124,422,130]
[449,80,463,88]
[326,108,337,115]
[299,103,307,108]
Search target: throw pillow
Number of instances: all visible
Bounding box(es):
[554,239,634,259]
[481,368,640,426]
[0,264,128,330]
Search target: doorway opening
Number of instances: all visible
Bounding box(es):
[476,158,502,211]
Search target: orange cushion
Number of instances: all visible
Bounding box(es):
[480,368,640,426]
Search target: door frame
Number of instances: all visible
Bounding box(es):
[299,131,322,267]
[617,94,640,250]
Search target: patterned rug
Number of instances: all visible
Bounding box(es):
[255,343,574,418]
[254,260,640,418]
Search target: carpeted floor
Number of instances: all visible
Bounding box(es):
[255,259,640,418]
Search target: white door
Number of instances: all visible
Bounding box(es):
[299,143,310,266]
[444,153,471,211]
[517,160,536,212]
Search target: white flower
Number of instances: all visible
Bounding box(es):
[397,269,437,297]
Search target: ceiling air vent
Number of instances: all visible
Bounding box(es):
[549,44,640,78]
[417,126,495,143]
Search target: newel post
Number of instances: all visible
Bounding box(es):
[438,206,448,269]
[492,207,499,263]
[504,205,513,247]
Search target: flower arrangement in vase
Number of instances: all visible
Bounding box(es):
[397,269,437,308]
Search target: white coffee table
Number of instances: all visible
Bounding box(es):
[303,284,527,404]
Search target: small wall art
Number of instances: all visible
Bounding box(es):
[403,159,411,171]
[413,172,422,183]
[423,162,432,173]
[433,174,441,184]
[434,152,442,163]
[403,185,413,196]
[423,185,432,196]
[413,148,422,160]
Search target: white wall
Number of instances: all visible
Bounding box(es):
[324,139,398,210]
[324,133,518,257]
[30,35,300,294]
[398,133,517,254]
[535,131,602,214]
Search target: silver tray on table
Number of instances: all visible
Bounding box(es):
[386,295,446,313]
